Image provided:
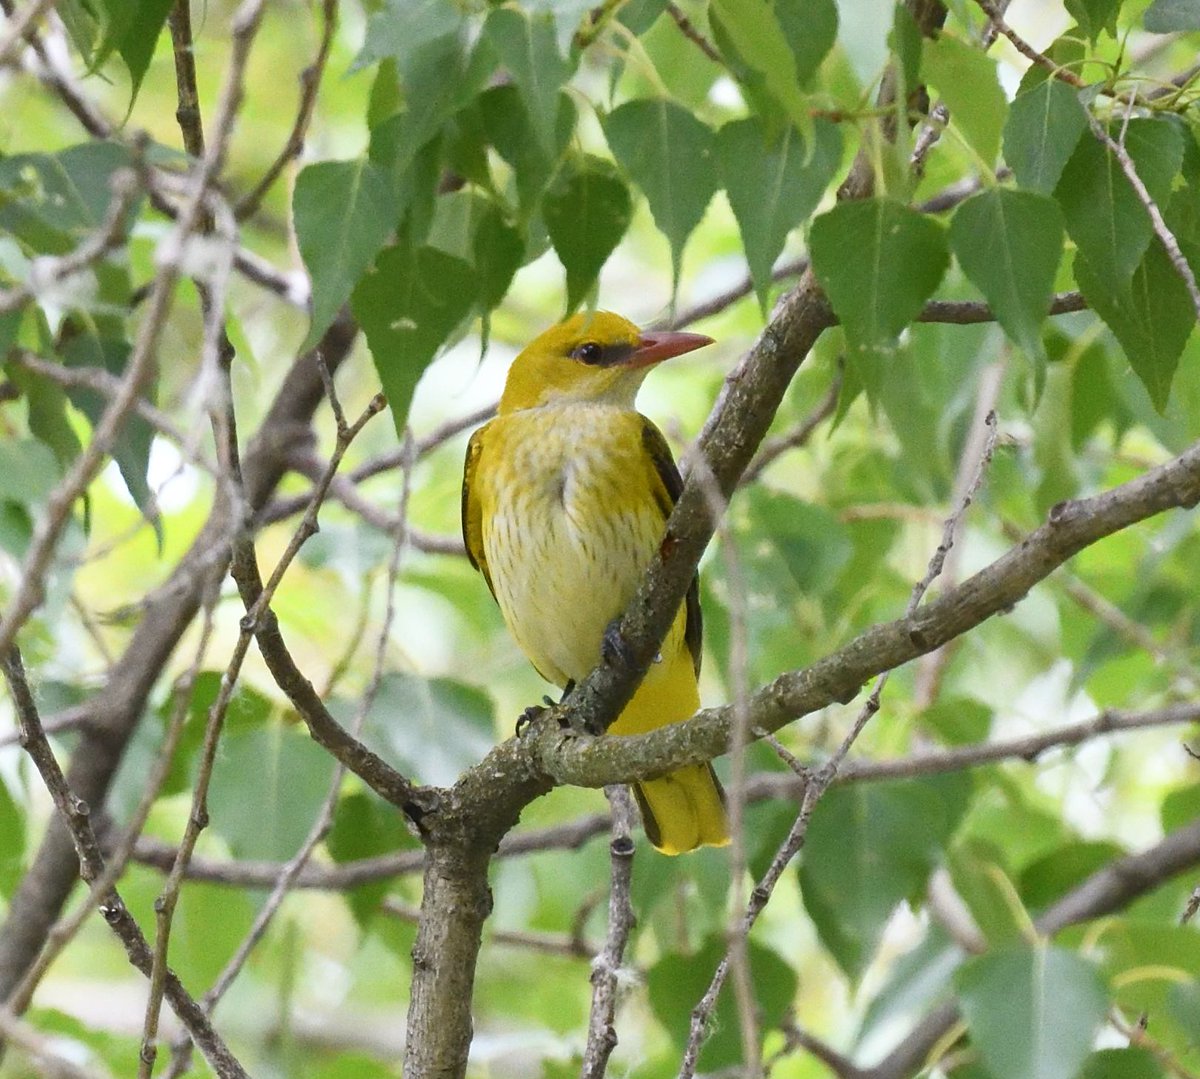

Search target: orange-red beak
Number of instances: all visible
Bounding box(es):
[630,330,714,368]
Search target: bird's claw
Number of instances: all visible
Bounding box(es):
[515,704,545,737]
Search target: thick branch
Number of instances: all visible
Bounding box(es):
[534,438,1200,788]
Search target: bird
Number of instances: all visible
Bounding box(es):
[461,310,729,854]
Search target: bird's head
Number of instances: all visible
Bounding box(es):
[498,310,714,414]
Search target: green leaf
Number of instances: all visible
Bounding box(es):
[1004,79,1089,194]
[716,117,842,313]
[924,32,1008,167]
[956,945,1109,1079]
[1065,0,1122,40]
[7,363,84,473]
[1016,33,1086,94]
[950,188,1063,360]
[0,441,60,504]
[60,335,159,536]
[208,725,338,861]
[294,157,397,350]
[351,241,477,437]
[0,777,23,898]
[1075,236,1195,412]
[1061,331,1133,448]
[776,0,839,86]
[484,7,572,156]
[327,791,420,925]
[855,925,965,1055]
[159,671,273,796]
[745,489,851,596]
[1080,1048,1167,1079]
[1145,0,1200,31]
[543,155,633,313]
[603,99,718,290]
[357,674,496,786]
[364,28,494,237]
[472,204,524,313]
[479,84,574,216]
[1018,840,1125,910]
[921,697,992,747]
[1161,782,1200,832]
[809,197,949,370]
[705,0,830,128]
[799,775,970,979]
[647,937,796,1070]
[1055,118,1184,297]
[0,142,136,255]
[946,838,1029,946]
[93,0,173,104]
[352,0,466,73]
[619,0,668,35]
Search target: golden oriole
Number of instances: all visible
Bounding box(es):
[462,310,729,854]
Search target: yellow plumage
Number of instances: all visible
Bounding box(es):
[462,311,729,854]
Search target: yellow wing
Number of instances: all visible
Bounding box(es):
[461,423,496,603]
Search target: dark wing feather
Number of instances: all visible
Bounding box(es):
[640,417,703,677]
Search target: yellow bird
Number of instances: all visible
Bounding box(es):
[462,311,730,854]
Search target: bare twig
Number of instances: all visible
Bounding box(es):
[580,787,638,1078]
[0,0,55,68]
[665,2,720,63]
[2,599,220,1022]
[914,360,1006,708]
[919,290,1087,324]
[235,0,338,219]
[740,367,842,484]
[1,647,249,1078]
[123,701,1200,890]
[974,0,1088,89]
[381,898,599,958]
[10,351,216,475]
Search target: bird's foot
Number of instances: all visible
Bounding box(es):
[515,704,546,737]
[601,618,635,670]
[516,683,578,736]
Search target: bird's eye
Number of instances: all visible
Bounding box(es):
[573,341,603,364]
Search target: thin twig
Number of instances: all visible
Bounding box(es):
[1,647,250,1078]
[740,367,842,484]
[580,787,638,1078]
[678,414,998,1074]
[974,0,1087,88]
[122,702,1200,889]
[236,0,337,219]
[9,351,216,475]
[665,2,720,63]
[0,0,55,68]
[3,598,220,1022]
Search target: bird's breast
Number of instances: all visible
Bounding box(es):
[479,407,666,687]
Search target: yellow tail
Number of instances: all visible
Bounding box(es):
[608,642,730,855]
[633,764,730,855]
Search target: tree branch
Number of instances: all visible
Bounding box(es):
[0,647,249,1078]
[533,437,1200,789]
[0,311,361,1010]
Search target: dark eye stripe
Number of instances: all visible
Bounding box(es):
[570,341,635,366]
